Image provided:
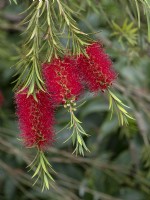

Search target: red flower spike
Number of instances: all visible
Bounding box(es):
[43,57,89,156]
[15,90,54,150]
[77,42,117,92]
[42,57,83,105]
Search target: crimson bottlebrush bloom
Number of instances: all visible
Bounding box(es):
[77,42,117,92]
[15,90,54,149]
[42,57,83,105]
[0,90,4,107]
[43,57,89,156]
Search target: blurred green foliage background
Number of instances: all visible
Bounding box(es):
[0,0,150,199]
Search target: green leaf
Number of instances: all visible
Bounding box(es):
[63,104,90,156]
[27,150,55,190]
[9,0,17,4]
[108,90,134,126]
[32,162,41,178]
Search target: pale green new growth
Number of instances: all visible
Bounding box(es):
[112,19,138,46]
[14,1,45,96]
[27,150,55,191]
[108,90,134,126]
[56,0,90,55]
[64,105,90,156]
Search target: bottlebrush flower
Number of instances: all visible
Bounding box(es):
[43,57,89,156]
[77,42,117,92]
[77,42,133,126]
[15,90,54,149]
[0,90,4,107]
[42,57,83,105]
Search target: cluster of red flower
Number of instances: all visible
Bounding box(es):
[15,42,117,150]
